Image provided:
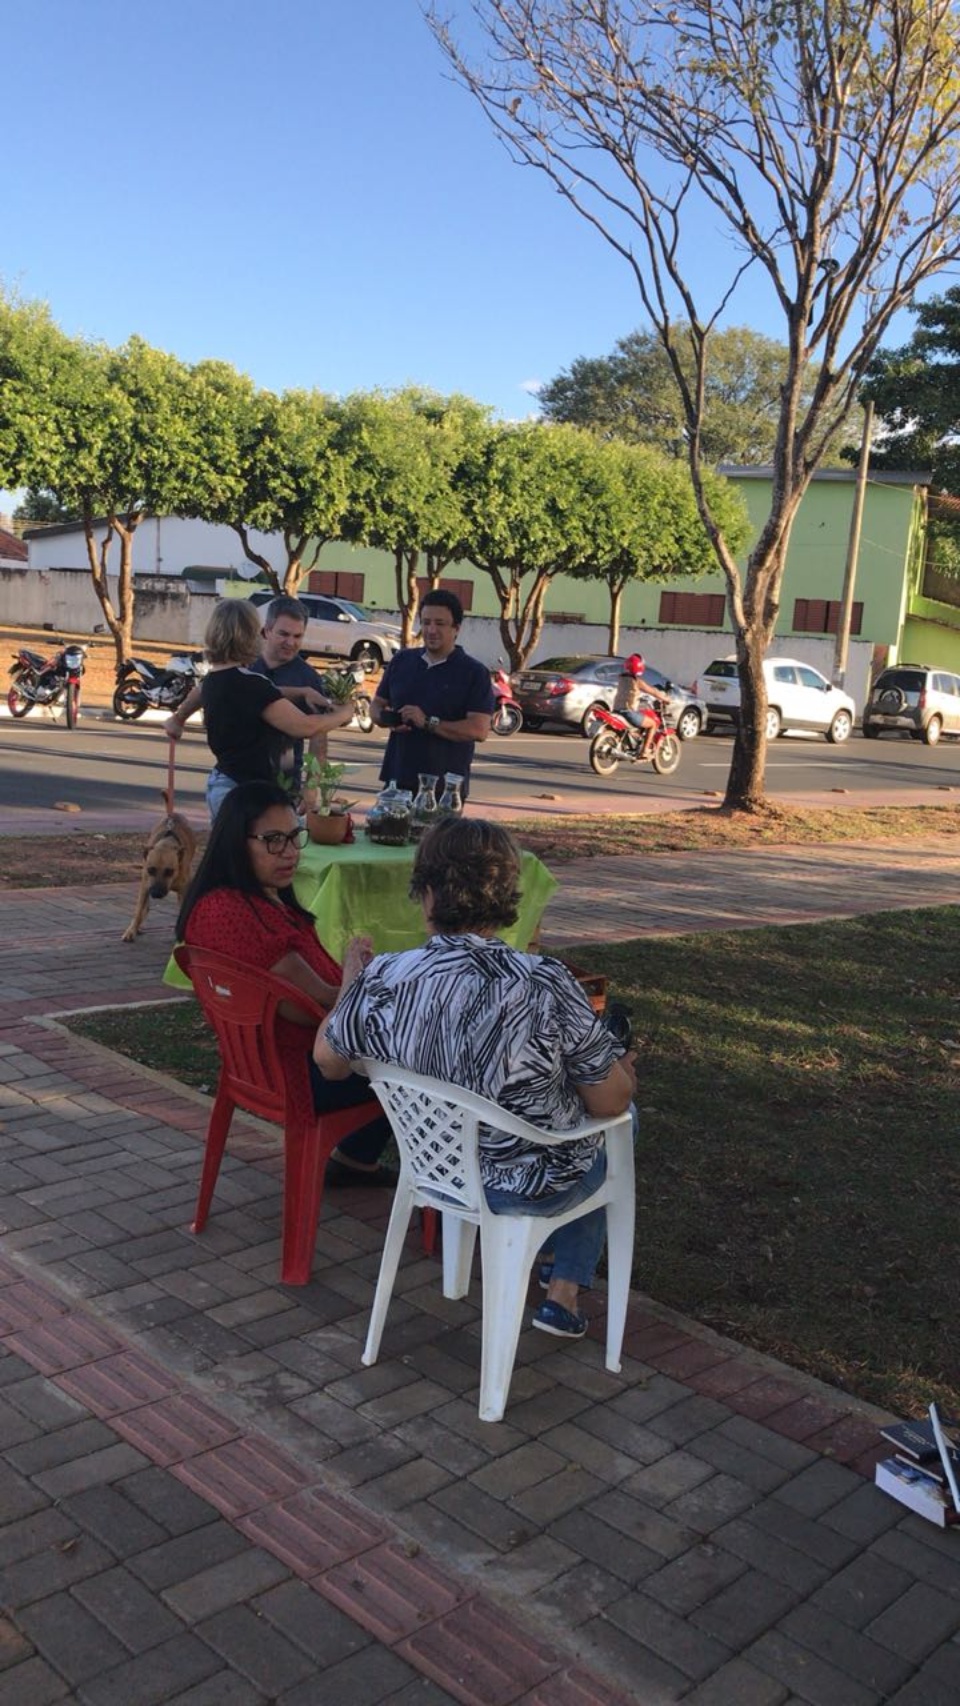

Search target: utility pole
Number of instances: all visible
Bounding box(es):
[834,400,873,688]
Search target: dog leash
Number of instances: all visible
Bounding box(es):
[166,736,177,816]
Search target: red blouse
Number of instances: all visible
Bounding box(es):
[185,889,342,1049]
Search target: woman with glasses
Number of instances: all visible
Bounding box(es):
[176,781,394,1186]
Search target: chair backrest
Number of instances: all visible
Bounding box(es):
[359,1058,618,1219]
[175,944,324,1128]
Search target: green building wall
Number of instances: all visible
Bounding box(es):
[266,469,942,655]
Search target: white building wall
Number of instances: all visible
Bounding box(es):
[25,516,283,578]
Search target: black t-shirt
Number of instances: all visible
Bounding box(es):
[201,667,285,784]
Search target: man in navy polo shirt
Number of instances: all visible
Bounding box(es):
[371,590,494,799]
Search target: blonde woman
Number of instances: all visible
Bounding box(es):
[184,600,355,819]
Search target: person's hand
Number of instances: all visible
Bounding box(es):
[164,715,185,742]
[328,702,355,729]
[301,688,333,711]
[342,934,375,984]
[399,703,427,729]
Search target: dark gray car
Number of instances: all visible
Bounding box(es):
[511,654,706,739]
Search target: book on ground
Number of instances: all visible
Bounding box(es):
[879,1416,960,1463]
[875,1458,960,1527]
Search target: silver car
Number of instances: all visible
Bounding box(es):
[863,665,960,745]
[511,654,707,739]
[249,591,402,673]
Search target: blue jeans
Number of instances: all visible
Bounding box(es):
[483,1148,608,1289]
[206,768,237,821]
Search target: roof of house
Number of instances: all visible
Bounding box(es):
[0,527,28,562]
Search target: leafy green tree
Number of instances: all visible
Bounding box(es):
[458,421,621,667]
[430,0,960,810]
[862,287,960,493]
[176,374,356,593]
[13,490,78,525]
[540,326,816,465]
[0,298,200,660]
[567,442,750,651]
[338,389,488,644]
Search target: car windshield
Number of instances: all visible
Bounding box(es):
[333,599,368,620]
[704,660,738,678]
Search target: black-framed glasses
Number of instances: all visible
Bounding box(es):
[247,827,308,855]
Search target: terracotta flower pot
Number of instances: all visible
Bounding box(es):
[305,811,351,846]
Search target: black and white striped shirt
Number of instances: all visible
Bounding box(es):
[324,934,622,1199]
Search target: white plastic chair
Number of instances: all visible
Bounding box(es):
[358,1059,635,1423]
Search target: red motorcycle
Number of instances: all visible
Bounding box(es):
[8,640,87,729]
[588,703,682,777]
[491,664,523,736]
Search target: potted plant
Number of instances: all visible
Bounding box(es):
[301,757,358,845]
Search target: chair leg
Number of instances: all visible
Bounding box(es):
[441,1217,478,1299]
[362,1182,416,1366]
[281,1103,380,1286]
[280,1121,327,1287]
[602,1189,636,1374]
[476,1219,542,1423]
[190,1088,234,1233]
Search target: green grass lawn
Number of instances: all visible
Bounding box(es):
[67,904,960,1419]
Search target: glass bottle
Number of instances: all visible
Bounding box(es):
[409,773,440,841]
[366,777,400,841]
[437,773,464,818]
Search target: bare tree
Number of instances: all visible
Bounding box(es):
[427,1,960,808]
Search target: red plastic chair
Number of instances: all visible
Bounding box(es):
[175,945,384,1286]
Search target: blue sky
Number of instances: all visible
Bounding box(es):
[3,0,656,427]
[2,0,943,479]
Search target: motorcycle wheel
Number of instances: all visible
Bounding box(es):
[589,730,622,776]
[65,682,81,729]
[112,683,148,721]
[652,733,682,775]
[491,702,522,736]
[353,694,374,734]
[7,673,33,719]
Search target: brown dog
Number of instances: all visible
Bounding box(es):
[122,794,197,943]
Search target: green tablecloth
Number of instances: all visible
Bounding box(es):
[163,837,556,987]
[292,838,556,960]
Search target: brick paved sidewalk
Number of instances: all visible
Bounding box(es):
[2,868,960,1704]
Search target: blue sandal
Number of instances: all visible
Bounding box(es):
[532,1300,587,1339]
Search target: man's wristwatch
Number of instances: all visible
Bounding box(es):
[426,715,440,731]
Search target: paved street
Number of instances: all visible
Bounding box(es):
[1,838,959,1702]
[3,708,960,832]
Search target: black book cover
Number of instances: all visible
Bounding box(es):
[880,1416,960,1462]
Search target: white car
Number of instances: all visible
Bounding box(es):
[693,656,856,743]
[249,591,402,673]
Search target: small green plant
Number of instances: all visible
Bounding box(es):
[301,756,356,815]
[319,668,361,704]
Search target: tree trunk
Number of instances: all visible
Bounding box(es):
[231,524,280,592]
[494,568,552,670]
[607,580,624,655]
[394,547,420,646]
[82,508,139,665]
[722,537,792,810]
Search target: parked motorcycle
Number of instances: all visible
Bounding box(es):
[588,703,682,777]
[491,664,523,736]
[8,640,88,729]
[113,652,209,721]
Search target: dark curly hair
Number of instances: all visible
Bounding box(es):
[409,817,521,932]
